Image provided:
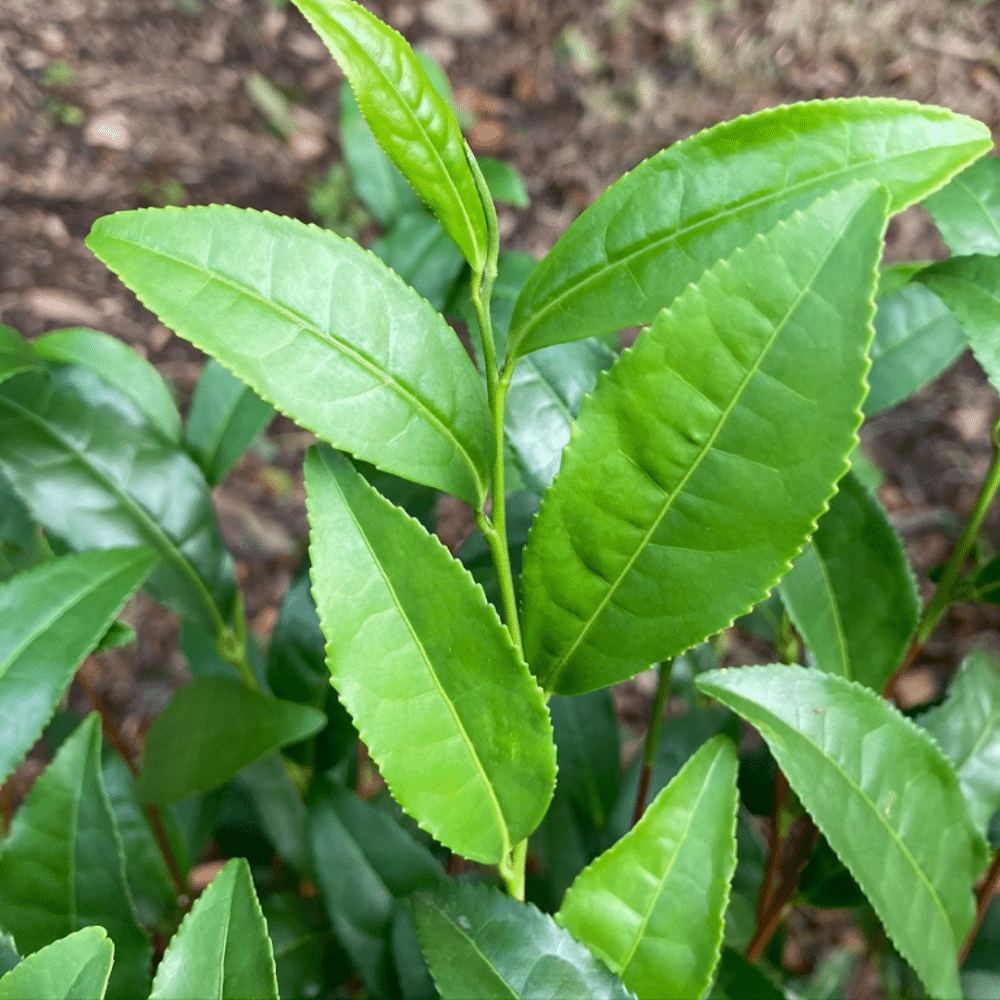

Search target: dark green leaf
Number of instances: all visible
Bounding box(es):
[919,650,1000,837]
[0,935,17,977]
[557,737,739,1000]
[697,665,987,1000]
[477,157,529,208]
[262,893,339,1000]
[413,880,637,1000]
[184,359,275,485]
[135,677,325,803]
[87,206,492,505]
[292,0,489,271]
[708,948,783,1000]
[975,555,1000,605]
[865,282,966,415]
[0,928,113,1000]
[0,325,40,386]
[798,834,866,909]
[509,99,990,356]
[0,472,47,583]
[0,548,156,784]
[0,715,150,1000]
[238,754,310,874]
[522,183,887,694]
[306,446,555,863]
[33,327,181,442]
[964,890,1000,974]
[924,155,1000,255]
[778,471,919,691]
[0,366,235,632]
[150,858,278,1000]
[308,778,442,998]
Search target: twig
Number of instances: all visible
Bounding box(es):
[631,660,673,827]
[960,849,1000,965]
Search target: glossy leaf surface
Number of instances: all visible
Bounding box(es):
[0,547,155,784]
[292,0,489,270]
[865,282,966,415]
[917,254,1000,393]
[0,366,235,631]
[924,155,1000,255]
[919,650,1000,837]
[88,206,491,505]
[33,327,181,441]
[698,666,986,999]
[522,183,887,694]
[306,446,555,862]
[0,715,150,1000]
[778,471,918,691]
[136,677,325,803]
[509,98,989,356]
[150,858,278,1000]
[557,737,738,1000]
[0,928,113,1000]
[413,881,637,1000]
[0,325,39,385]
[184,359,275,485]
[308,778,442,998]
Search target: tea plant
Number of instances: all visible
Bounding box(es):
[1,0,1000,996]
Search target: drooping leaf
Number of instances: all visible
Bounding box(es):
[135,677,325,803]
[506,338,616,495]
[32,327,181,442]
[87,206,492,505]
[865,282,966,415]
[412,881,637,1000]
[184,359,275,485]
[924,155,1000,255]
[697,665,987,1000]
[778,471,919,691]
[0,325,40,386]
[292,0,489,271]
[477,156,529,208]
[308,778,442,998]
[0,547,156,784]
[150,858,278,1000]
[508,98,990,356]
[305,446,556,863]
[917,254,1000,393]
[0,715,150,1000]
[919,650,1000,838]
[557,736,738,1000]
[522,183,887,694]
[0,928,113,1000]
[0,366,235,632]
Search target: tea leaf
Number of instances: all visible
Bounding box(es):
[697,666,987,1000]
[293,0,489,270]
[87,206,491,505]
[0,325,41,386]
[305,446,556,863]
[923,155,1000,255]
[778,471,919,692]
[522,183,887,694]
[0,928,113,1000]
[509,99,989,356]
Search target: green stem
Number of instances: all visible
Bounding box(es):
[916,417,1000,646]
[217,589,259,691]
[498,839,528,901]
[632,659,674,826]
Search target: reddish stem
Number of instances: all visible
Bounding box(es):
[960,849,1000,965]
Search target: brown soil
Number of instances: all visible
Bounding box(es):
[3,0,1000,989]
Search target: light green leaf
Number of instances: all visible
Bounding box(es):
[522,183,887,694]
[292,0,489,271]
[865,282,966,415]
[87,206,491,506]
[305,445,556,864]
[917,254,1000,394]
[412,881,637,1000]
[135,677,325,803]
[0,548,156,784]
[509,98,989,356]
[308,777,442,998]
[150,858,278,1000]
[0,715,150,1000]
[557,736,738,1000]
[0,325,39,386]
[33,328,181,442]
[184,359,275,485]
[0,366,235,633]
[778,471,919,691]
[924,155,1000,255]
[919,650,1000,838]
[697,665,987,1000]
[478,156,529,208]
[0,928,113,1000]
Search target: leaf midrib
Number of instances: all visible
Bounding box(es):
[804,542,851,677]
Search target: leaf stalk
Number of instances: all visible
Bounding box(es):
[631,659,673,826]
